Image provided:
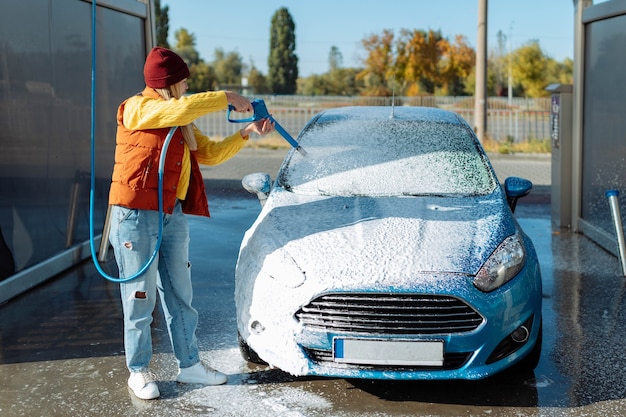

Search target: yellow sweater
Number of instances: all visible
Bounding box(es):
[122,88,248,199]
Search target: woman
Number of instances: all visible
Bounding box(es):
[108,46,273,400]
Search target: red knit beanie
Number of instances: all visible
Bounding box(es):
[143,46,190,88]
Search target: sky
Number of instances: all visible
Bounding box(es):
[165,0,578,77]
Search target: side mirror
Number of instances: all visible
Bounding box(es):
[242,173,271,207]
[504,177,532,213]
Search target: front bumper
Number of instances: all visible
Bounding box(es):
[238,259,542,380]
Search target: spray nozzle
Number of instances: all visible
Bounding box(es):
[227,99,307,156]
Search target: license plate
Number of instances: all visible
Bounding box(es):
[333,337,444,366]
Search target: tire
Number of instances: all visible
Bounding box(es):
[238,332,268,365]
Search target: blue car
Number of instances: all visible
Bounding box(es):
[235,106,542,380]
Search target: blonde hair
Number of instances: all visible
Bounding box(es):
[154,81,197,151]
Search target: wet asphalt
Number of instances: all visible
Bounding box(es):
[2,149,626,416]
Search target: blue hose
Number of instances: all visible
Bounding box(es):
[89,0,174,282]
[89,126,177,283]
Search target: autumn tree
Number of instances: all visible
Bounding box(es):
[268,7,298,94]
[358,28,475,97]
[548,57,573,85]
[357,29,395,96]
[439,35,475,96]
[511,40,550,97]
[397,29,447,95]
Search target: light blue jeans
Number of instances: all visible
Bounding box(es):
[109,201,200,372]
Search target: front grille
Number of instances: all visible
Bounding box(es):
[295,293,483,335]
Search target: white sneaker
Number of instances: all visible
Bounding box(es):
[176,362,227,385]
[128,370,160,400]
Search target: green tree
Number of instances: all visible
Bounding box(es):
[188,61,216,93]
[297,68,364,96]
[174,28,200,66]
[172,28,213,92]
[329,46,343,72]
[154,0,170,48]
[268,7,298,94]
[297,74,326,95]
[490,30,509,96]
[463,65,501,98]
[247,65,270,94]
[327,68,364,95]
[213,48,245,86]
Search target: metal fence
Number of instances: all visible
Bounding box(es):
[195,95,551,142]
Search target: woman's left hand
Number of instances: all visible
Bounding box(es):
[240,118,275,138]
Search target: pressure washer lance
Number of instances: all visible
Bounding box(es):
[228,99,307,156]
[606,189,626,276]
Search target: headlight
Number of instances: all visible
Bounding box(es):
[264,249,306,288]
[474,234,526,292]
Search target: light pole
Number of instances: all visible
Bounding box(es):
[475,0,488,142]
[508,23,513,107]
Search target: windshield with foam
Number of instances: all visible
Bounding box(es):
[279,119,496,197]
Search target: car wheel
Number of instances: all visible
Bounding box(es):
[238,332,268,365]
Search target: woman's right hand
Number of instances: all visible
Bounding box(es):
[225,91,252,112]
